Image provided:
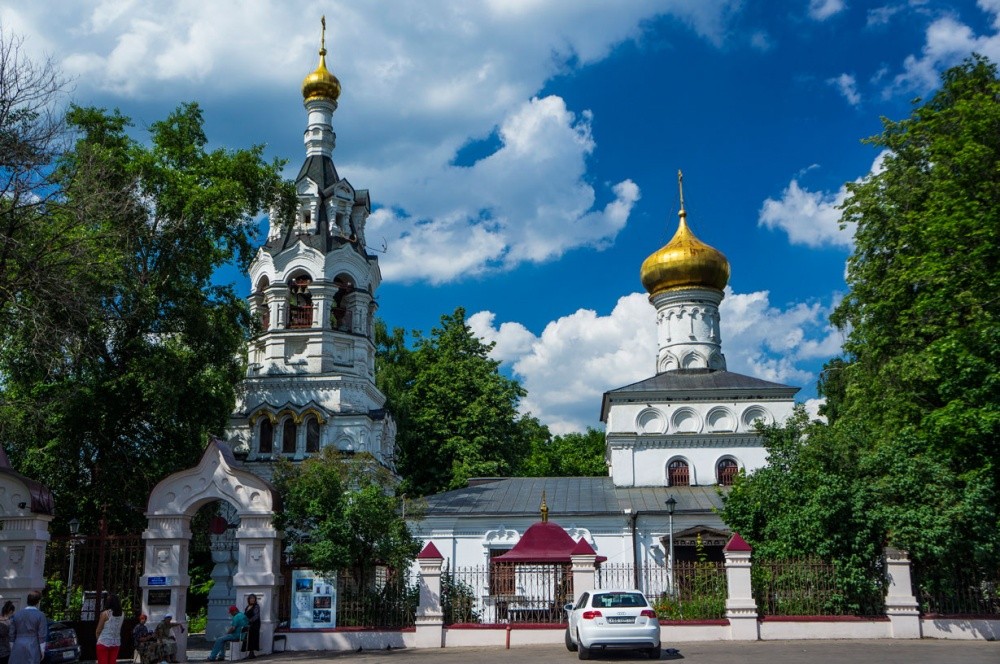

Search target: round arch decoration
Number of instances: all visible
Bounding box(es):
[142,439,283,657]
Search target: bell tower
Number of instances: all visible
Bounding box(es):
[228,17,395,476]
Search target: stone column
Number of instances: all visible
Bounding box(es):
[232,515,283,655]
[414,543,444,648]
[141,516,192,660]
[723,533,758,641]
[0,515,53,608]
[884,547,921,638]
[570,539,598,605]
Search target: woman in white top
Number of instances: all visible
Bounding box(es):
[95,594,124,664]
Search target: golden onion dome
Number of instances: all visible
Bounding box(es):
[640,172,730,294]
[302,17,341,102]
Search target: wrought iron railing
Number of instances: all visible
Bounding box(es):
[443,563,573,624]
[43,528,145,622]
[752,557,885,617]
[915,567,1000,616]
[597,562,726,620]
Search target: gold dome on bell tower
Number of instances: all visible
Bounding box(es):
[302,16,341,102]
[640,171,730,295]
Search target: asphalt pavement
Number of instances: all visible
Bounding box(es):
[187,639,1000,664]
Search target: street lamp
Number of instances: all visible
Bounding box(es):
[664,496,676,596]
[66,518,81,610]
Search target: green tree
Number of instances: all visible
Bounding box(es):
[376,307,533,496]
[271,448,421,583]
[831,54,1000,573]
[0,102,294,533]
[520,427,606,477]
[723,55,1000,597]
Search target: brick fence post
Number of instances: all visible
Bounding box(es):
[884,546,921,638]
[724,533,759,641]
[570,538,598,606]
[414,542,444,648]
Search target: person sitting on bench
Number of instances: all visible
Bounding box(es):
[207,606,248,662]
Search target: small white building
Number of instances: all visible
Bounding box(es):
[412,181,798,578]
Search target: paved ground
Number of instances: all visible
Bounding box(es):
[171,640,1000,664]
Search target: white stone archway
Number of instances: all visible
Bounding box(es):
[142,439,282,660]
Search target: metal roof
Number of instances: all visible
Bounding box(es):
[418,477,724,518]
[600,369,799,420]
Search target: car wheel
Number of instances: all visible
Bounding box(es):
[647,645,661,659]
[577,633,590,661]
[565,627,577,652]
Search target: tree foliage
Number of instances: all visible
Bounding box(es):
[520,427,607,477]
[0,101,293,533]
[722,55,1000,593]
[271,448,421,582]
[376,307,534,496]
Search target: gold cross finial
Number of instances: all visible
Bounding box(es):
[678,169,688,219]
[540,491,549,523]
[320,16,327,54]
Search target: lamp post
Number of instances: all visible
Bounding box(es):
[664,496,676,596]
[66,518,81,610]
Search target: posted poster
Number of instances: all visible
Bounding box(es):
[291,569,337,628]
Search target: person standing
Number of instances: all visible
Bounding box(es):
[9,591,46,664]
[242,596,260,659]
[95,593,124,664]
[0,601,16,664]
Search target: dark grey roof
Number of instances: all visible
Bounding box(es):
[418,477,723,518]
[600,369,799,421]
[295,155,339,190]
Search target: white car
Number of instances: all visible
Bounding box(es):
[564,589,661,660]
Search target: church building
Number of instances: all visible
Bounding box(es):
[225,23,396,479]
[411,177,799,578]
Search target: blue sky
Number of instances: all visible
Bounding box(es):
[6,1,999,433]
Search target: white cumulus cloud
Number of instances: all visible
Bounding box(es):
[367,96,640,283]
[758,151,888,250]
[471,288,842,434]
[809,0,846,21]
[828,72,861,105]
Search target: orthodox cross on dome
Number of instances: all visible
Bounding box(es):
[540,490,549,523]
[320,15,327,55]
[677,169,688,219]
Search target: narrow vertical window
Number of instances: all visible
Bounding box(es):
[259,419,273,454]
[305,416,320,453]
[282,419,297,454]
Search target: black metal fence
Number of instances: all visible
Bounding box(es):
[752,557,885,617]
[598,562,726,620]
[43,529,145,622]
[443,563,573,624]
[915,567,1000,616]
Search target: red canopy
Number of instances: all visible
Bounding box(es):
[494,521,606,563]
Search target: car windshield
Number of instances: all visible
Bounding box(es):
[591,592,647,608]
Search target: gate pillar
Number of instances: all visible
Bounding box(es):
[0,449,55,608]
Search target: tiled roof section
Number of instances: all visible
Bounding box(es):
[600,369,798,421]
[419,477,724,517]
[295,155,339,190]
[607,369,797,394]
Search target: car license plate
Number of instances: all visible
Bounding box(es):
[63,652,75,660]
[607,616,634,624]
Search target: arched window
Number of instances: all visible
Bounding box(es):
[305,416,320,453]
[287,274,313,328]
[258,419,273,454]
[668,460,690,487]
[717,459,738,486]
[331,273,355,332]
[282,418,297,454]
[255,276,270,332]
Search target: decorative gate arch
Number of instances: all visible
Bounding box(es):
[142,439,282,660]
